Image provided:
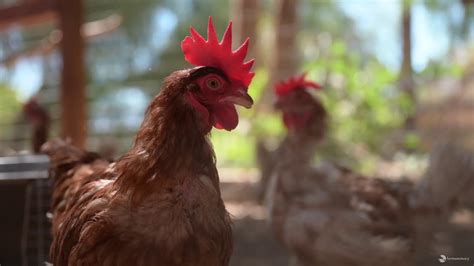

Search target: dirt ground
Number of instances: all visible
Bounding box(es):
[221,173,474,266]
[221,179,290,266]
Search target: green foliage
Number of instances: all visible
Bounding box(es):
[212,130,254,167]
[0,84,21,138]
[304,40,414,166]
[421,60,465,81]
[403,132,421,150]
[212,39,415,169]
[211,68,284,167]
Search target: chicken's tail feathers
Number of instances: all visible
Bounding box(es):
[41,138,102,182]
[42,138,99,166]
[42,139,108,223]
[413,143,474,212]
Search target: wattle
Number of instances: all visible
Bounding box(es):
[211,104,239,131]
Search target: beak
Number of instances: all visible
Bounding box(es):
[220,88,253,109]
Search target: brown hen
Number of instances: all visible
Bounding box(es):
[260,74,474,266]
[23,97,51,153]
[43,17,255,266]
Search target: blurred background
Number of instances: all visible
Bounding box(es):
[0,0,473,265]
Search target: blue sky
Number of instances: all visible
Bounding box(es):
[339,0,459,71]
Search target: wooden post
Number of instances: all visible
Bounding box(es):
[273,0,299,80]
[260,0,298,108]
[400,0,415,129]
[230,0,259,58]
[56,0,87,148]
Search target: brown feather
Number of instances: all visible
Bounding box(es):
[44,68,233,266]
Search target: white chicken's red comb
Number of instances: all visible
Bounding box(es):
[181,17,255,87]
[274,74,321,96]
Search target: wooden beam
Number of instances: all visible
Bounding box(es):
[57,0,86,148]
[1,14,122,66]
[0,0,57,31]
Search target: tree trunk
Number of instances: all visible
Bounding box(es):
[461,0,474,41]
[400,0,415,129]
[57,0,87,148]
[261,0,299,108]
[274,0,299,77]
[230,0,259,59]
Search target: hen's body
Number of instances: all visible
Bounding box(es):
[44,70,233,266]
[267,139,474,266]
[260,76,474,266]
[266,136,414,266]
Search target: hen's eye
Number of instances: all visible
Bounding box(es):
[206,78,221,90]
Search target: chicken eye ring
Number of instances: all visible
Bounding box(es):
[206,78,221,90]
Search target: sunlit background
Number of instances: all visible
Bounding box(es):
[1,0,474,265]
[1,0,472,171]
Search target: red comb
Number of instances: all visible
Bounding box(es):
[23,97,38,110]
[274,74,321,96]
[181,17,255,87]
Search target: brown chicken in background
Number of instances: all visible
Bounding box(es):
[42,17,255,266]
[256,75,326,202]
[258,74,474,266]
[23,97,51,153]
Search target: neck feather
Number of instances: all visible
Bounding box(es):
[114,74,217,202]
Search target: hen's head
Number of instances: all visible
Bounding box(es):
[180,17,254,131]
[23,97,39,115]
[274,74,326,137]
[23,97,49,125]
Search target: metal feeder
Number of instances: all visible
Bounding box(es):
[0,155,51,266]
